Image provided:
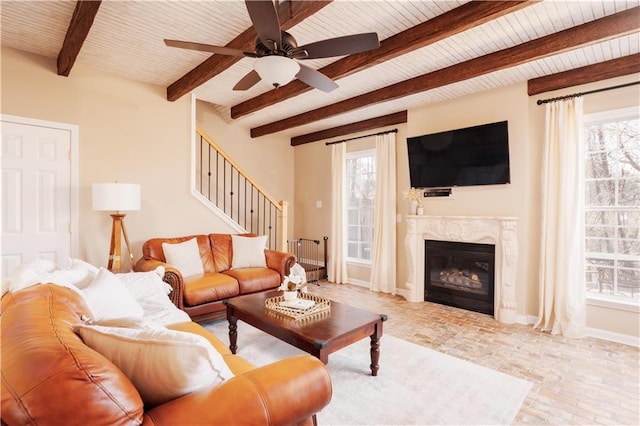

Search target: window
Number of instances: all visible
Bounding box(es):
[584,107,639,302]
[346,150,375,263]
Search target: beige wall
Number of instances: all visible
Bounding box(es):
[406,83,533,318]
[195,101,295,242]
[0,47,291,268]
[293,125,408,284]
[292,75,640,339]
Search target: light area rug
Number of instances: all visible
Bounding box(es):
[205,320,532,426]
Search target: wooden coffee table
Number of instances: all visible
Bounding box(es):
[225,291,387,376]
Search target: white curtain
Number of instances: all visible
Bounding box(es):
[370,132,397,294]
[535,97,586,338]
[328,143,348,284]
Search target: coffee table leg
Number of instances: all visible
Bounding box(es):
[228,316,238,354]
[370,334,380,376]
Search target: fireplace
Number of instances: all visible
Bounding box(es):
[404,215,518,324]
[425,240,495,315]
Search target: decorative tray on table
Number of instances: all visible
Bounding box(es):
[265,293,331,320]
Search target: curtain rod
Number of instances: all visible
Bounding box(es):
[536,81,639,105]
[325,128,398,146]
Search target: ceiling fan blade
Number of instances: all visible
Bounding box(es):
[233,70,262,91]
[296,64,338,93]
[293,33,380,59]
[164,39,255,57]
[244,0,282,50]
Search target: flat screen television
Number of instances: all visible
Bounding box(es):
[407,120,510,189]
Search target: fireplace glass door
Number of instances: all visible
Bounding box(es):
[425,240,495,315]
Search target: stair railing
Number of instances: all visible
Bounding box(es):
[194,126,288,251]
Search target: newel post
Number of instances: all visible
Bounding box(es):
[279,200,288,252]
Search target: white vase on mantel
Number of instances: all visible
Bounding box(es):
[416,206,424,215]
[409,200,418,215]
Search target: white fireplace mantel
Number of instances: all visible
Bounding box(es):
[405,215,518,324]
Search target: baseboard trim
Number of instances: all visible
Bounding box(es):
[519,314,639,347]
[347,278,369,288]
[586,327,640,348]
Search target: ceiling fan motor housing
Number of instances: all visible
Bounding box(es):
[256,31,298,57]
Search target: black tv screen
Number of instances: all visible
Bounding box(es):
[407,121,510,189]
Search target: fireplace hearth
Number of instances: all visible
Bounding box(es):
[425,240,495,315]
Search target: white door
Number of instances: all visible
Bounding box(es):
[1,117,77,278]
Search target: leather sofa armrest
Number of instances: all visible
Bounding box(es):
[134,258,185,309]
[265,249,296,280]
[143,355,332,425]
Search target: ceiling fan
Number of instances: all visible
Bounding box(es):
[164,0,380,92]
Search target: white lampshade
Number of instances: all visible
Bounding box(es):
[254,55,300,88]
[92,183,141,212]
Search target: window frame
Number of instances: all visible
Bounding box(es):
[345,149,376,265]
[583,106,640,312]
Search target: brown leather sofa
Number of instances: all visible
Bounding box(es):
[135,233,296,322]
[1,284,332,425]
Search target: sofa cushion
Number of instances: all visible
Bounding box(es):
[1,285,144,425]
[75,325,235,407]
[81,268,144,320]
[183,273,240,307]
[163,238,205,277]
[209,233,234,272]
[223,268,281,294]
[231,235,268,269]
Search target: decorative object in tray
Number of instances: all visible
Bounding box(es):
[279,268,308,300]
[265,293,331,320]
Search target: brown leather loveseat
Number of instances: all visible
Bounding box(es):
[135,233,295,322]
[1,284,332,425]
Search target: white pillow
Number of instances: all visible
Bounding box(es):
[231,235,268,269]
[75,325,234,406]
[69,258,99,275]
[4,258,59,293]
[5,267,40,293]
[5,265,83,296]
[162,238,204,277]
[62,258,99,289]
[117,266,172,301]
[81,268,144,320]
[21,259,57,274]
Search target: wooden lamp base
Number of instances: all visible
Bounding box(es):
[107,213,134,272]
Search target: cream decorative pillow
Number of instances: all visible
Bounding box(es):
[162,238,205,277]
[81,268,144,320]
[231,235,268,269]
[75,325,234,406]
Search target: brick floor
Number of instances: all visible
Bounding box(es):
[307,281,640,425]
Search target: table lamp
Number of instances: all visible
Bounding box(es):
[92,182,141,271]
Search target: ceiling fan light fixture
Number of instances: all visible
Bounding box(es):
[254,55,300,88]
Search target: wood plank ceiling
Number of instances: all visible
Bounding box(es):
[1,0,638,144]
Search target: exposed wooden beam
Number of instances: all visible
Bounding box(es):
[291,111,407,146]
[528,54,640,96]
[57,0,102,76]
[231,0,534,119]
[166,1,332,102]
[251,7,640,138]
